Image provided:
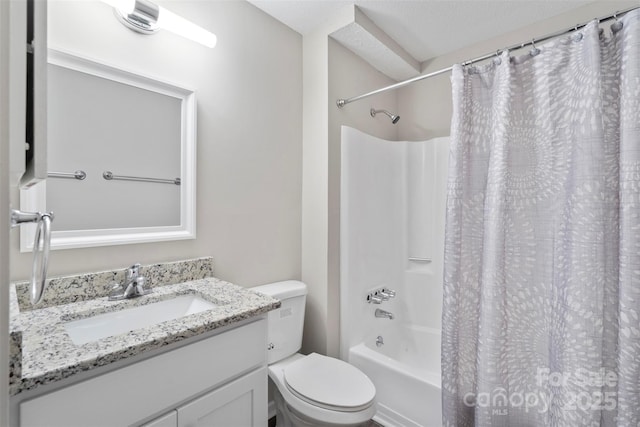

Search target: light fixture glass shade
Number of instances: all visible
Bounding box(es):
[100,0,217,48]
[101,0,135,13]
[158,7,217,48]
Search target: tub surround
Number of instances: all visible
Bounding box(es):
[340,129,449,426]
[9,257,280,396]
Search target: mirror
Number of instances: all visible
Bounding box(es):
[20,48,196,251]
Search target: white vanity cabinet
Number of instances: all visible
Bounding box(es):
[144,367,266,427]
[17,318,268,427]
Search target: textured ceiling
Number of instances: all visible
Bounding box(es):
[247,0,594,62]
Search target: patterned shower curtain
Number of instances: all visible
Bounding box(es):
[442,9,640,427]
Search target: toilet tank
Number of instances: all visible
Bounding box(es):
[252,280,307,364]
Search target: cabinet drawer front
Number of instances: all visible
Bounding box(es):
[21,319,267,427]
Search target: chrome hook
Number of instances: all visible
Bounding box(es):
[571,24,583,41]
[493,49,502,65]
[530,39,540,57]
[611,11,624,32]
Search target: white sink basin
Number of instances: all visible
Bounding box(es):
[65,295,217,345]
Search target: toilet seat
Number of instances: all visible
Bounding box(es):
[283,353,376,412]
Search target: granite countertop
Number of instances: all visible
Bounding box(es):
[9,258,280,396]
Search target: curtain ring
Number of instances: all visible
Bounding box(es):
[571,24,583,42]
[493,49,502,65]
[611,11,624,32]
[466,63,478,74]
[530,39,540,57]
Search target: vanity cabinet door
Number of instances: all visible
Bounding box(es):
[177,367,267,427]
[142,411,178,427]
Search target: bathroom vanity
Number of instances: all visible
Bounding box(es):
[8,258,280,427]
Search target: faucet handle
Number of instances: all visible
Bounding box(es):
[108,282,124,300]
[380,288,396,298]
[375,290,390,301]
[126,263,141,280]
[367,293,383,304]
[135,276,146,295]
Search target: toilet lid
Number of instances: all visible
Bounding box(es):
[283,353,376,412]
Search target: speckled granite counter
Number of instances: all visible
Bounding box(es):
[9,258,280,396]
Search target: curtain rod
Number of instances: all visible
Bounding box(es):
[336,5,639,109]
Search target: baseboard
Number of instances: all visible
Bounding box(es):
[268,399,276,419]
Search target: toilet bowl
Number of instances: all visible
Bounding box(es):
[252,281,376,427]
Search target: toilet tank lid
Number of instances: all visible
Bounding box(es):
[252,280,307,300]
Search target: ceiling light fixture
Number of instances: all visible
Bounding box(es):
[100,0,217,48]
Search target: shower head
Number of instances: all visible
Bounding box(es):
[370,108,400,124]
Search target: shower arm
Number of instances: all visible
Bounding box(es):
[370,108,400,124]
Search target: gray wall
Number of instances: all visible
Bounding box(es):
[326,38,399,356]
[299,4,399,357]
[11,0,303,287]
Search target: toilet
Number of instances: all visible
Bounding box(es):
[252,280,376,427]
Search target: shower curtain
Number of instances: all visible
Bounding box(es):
[442,10,639,427]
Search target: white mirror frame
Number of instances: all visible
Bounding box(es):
[20,49,196,252]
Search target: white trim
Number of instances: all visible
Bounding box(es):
[268,399,276,420]
[0,0,12,423]
[19,49,196,252]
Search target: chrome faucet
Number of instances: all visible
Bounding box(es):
[367,294,383,304]
[375,308,394,320]
[379,288,396,299]
[366,287,396,304]
[108,263,150,301]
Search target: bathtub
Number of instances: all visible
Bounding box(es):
[348,325,442,427]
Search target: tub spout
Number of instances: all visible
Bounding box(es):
[375,308,394,320]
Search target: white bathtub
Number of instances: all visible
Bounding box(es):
[348,325,442,427]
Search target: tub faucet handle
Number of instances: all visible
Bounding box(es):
[380,288,396,299]
[367,293,383,304]
[375,290,389,301]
